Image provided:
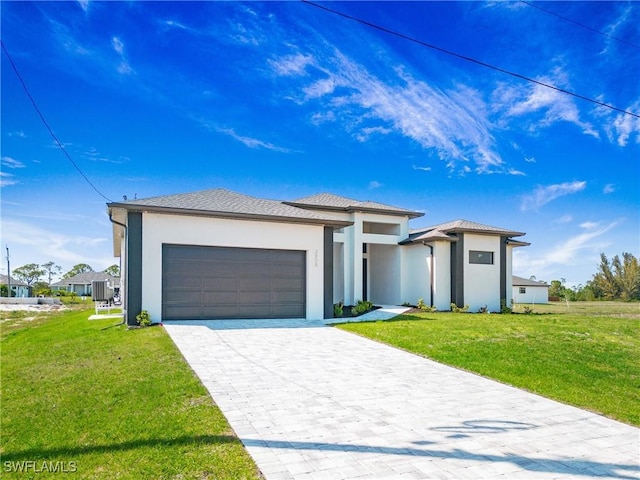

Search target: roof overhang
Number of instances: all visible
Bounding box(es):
[283,201,424,219]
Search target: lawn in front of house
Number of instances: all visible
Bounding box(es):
[0,308,261,479]
[337,305,639,426]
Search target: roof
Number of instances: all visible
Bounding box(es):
[284,193,424,218]
[0,274,28,286]
[51,272,120,287]
[401,219,527,245]
[513,276,549,287]
[108,189,352,227]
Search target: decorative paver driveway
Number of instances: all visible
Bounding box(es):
[163,318,640,480]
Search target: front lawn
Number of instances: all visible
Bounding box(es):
[0,308,261,479]
[337,307,640,426]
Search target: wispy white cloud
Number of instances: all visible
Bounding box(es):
[112,36,132,75]
[272,49,504,174]
[412,165,432,172]
[603,183,616,194]
[554,214,573,224]
[513,219,620,279]
[493,68,599,138]
[1,156,26,169]
[604,100,640,146]
[7,130,27,138]
[521,180,586,211]
[0,219,111,269]
[368,180,383,189]
[214,127,294,153]
[269,53,314,77]
[508,168,526,176]
[0,172,18,187]
[77,0,90,13]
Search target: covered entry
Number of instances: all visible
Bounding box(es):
[162,244,306,320]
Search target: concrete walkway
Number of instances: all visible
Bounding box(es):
[163,317,639,480]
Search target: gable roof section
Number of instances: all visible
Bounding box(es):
[0,274,28,286]
[513,275,549,287]
[107,189,352,227]
[285,193,424,219]
[401,219,529,245]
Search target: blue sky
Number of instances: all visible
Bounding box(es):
[1,1,639,287]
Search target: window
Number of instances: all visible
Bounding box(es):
[519,287,526,294]
[469,250,494,265]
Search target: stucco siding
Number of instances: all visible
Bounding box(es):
[401,244,431,306]
[432,242,452,310]
[369,244,401,305]
[464,234,501,312]
[513,286,549,304]
[141,213,326,321]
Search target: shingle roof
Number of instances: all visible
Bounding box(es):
[0,274,28,286]
[401,219,527,245]
[513,276,549,287]
[51,272,120,287]
[285,193,423,218]
[108,189,352,227]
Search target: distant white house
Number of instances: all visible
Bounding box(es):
[512,276,549,304]
[0,274,30,297]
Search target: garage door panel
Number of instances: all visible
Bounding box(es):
[163,244,306,320]
[164,290,202,303]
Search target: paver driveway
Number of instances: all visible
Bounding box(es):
[163,318,640,480]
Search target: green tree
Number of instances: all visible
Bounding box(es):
[104,264,120,277]
[42,261,63,285]
[591,252,640,301]
[62,263,94,279]
[32,281,51,297]
[12,263,45,286]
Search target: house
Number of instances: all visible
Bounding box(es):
[51,272,120,297]
[107,188,530,325]
[512,276,549,304]
[0,274,30,297]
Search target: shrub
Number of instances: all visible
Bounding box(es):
[333,301,344,318]
[523,306,534,315]
[478,305,489,314]
[136,310,152,327]
[451,303,469,313]
[417,298,427,310]
[500,300,512,314]
[351,299,374,316]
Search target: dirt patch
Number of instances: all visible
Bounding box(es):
[0,304,68,312]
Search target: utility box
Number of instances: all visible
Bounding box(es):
[92,280,113,302]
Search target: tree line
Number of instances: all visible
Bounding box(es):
[2,262,120,297]
[548,252,639,302]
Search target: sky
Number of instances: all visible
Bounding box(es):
[1,1,639,288]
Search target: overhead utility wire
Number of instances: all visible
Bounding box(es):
[301,1,639,119]
[520,1,640,50]
[1,40,113,202]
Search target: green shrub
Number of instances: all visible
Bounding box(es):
[478,305,489,314]
[451,303,469,313]
[136,310,152,326]
[351,299,374,316]
[500,300,512,314]
[333,301,344,318]
[523,306,534,315]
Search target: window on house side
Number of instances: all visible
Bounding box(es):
[519,287,526,294]
[469,250,494,265]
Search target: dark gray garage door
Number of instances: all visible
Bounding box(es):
[162,244,306,320]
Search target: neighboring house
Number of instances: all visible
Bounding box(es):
[512,276,549,304]
[51,272,120,297]
[107,188,530,325]
[0,274,30,297]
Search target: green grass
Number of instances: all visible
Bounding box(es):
[0,308,261,479]
[337,303,640,426]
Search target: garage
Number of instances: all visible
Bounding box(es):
[162,244,306,320]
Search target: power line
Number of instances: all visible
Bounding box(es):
[520,1,640,50]
[301,1,640,119]
[1,40,113,202]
